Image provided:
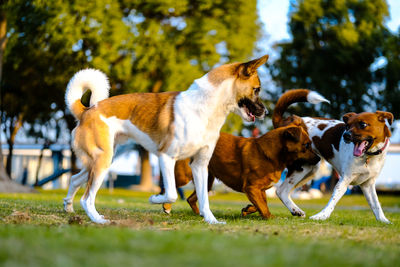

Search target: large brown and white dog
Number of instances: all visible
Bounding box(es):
[272,89,393,223]
[63,55,268,224]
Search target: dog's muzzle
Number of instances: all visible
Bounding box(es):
[343,131,352,143]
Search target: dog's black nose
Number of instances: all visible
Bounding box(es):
[343,131,352,143]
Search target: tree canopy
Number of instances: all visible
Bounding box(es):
[1,0,261,130]
[270,0,392,119]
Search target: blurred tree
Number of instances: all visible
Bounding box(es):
[1,0,261,188]
[270,0,389,118]
[0,2,34,192]
[374,30,400,119]
[0,3,9,181]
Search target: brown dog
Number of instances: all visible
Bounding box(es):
[163,125,320,219]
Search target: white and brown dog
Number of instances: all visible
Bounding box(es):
[63,55,268,224]
[272,89,393,223]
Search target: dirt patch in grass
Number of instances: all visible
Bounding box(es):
[4,210,31,224]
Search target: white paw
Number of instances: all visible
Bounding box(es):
[63,200,75,213]
[149,194,177,204]
[87,210,109,224]
[378,218,391,224]
[91,215,110,224]
[291,208,306,217]
[202,213,226,224]
[310,213,328,221]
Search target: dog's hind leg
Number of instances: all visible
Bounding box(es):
[276,165,318,217]
[150,154,178,204]
[241,204,258,216]
[63,169,88,213]
[80,150,113,224]
[360,180,390,224]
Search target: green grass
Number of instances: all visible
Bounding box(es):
[0,189,399,267]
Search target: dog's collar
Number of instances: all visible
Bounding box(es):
[365,138,389,156]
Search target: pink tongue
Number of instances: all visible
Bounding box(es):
[353,141,368,157]
[249,112,255,122]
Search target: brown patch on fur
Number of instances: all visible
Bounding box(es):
[96,91,179,151]
[312,123,346,160]
[207,63,238,86]
[313,117,335,121]
[318,124,327,130]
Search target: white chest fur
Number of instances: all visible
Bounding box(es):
[330,139,387,185]
[166,75,235,159]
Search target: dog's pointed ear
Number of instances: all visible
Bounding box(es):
[283,126,301,143]
[237,54,269,78]
[342,112,356,124]
[376,111,394,125]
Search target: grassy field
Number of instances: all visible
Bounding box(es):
[0,189,399,267]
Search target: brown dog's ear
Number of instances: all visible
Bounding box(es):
[342,112,356,124]
[291,115,304,127]
[376,111,394,125]
[237,54,269,78]
[283,126,301,142]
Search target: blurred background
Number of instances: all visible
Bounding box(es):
[1,0,399,195]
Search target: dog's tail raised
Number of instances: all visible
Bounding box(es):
[272,89,330,128]
[65,69,110,120]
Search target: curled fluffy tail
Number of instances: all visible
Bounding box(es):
[272,89,330,128]
[65,69,110,120]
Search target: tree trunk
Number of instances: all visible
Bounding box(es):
[0,137,9,181]
[5,139,13,176]
[5,114,23,177]
[130,146,158,192]
[0,9,8,181]
[34,143,47,186]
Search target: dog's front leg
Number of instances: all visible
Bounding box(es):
[310,177,351,221]
[360,180,390,224]
[191,150,225,224]
[244,185,273,219]
[149,154,178,204]
[276,165,318,217]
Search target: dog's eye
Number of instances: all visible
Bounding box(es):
[359,121,367,129]
[305,142,311,149]
[253,87,260,94]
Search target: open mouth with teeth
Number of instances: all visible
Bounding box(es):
[353,138,373,157]
[238,97,266,122]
